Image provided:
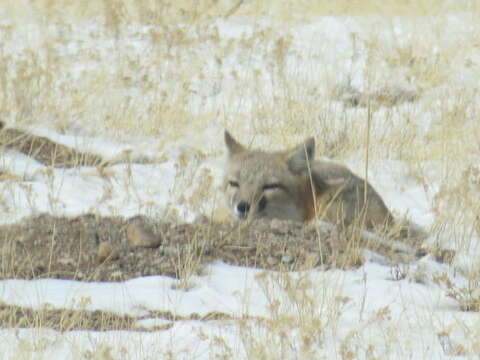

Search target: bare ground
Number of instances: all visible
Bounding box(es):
[0,214,428,283]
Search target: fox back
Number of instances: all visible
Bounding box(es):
[223,131,395,231]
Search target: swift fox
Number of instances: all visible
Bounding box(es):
[223,131,413,237]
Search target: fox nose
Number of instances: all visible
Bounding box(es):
[258,196,267,212]
[236,201,250,218]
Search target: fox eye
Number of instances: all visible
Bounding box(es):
[263,183,281,191]
[229,181,239,188]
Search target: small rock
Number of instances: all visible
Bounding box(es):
[127,223,161,249]
[97,241,118,263]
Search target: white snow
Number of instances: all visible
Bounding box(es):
[0,261,477,358]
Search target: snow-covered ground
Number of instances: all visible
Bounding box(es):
[1,261,477,359]
[0,5,480,359]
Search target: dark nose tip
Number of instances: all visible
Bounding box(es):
[237,201,250,217]
[258,196,267,212]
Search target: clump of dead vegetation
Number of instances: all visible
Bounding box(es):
[0,121,104,168]
[0,302,136,332]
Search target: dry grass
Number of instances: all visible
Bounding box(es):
[0,302,137,332]
[0,0,479,358]
[1,0,478,24]
[0,123,105,168]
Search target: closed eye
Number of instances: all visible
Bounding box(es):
[263,183,282,191]
[228,181,239,188]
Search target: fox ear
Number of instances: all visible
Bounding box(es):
[311,174,348,194]
[287,137,315,174]
[225,131,246,156]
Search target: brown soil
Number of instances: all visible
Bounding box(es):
[0,302,255,331]
[0,302,137,332]
[0,214,424,283]
[0,125,104,168]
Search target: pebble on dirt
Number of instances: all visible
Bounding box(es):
[126,223,161,249]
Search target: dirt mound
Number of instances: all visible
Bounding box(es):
[0,214,426,283]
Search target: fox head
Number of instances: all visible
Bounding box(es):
[223,131,317,222]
